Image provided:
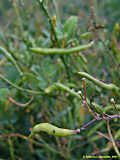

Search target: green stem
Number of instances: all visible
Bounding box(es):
[8,137,15,160]
[37,0,59,46]
[0,46,23,76]
[0,73,44,95]
[107,120,120,156]
[30,41,94,55]
[77,72,120,94]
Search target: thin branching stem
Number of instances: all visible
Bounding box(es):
[0,46,23,76]
[0,73,45,95]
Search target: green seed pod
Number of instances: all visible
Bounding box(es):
[77,72,119,94]
[80,32,92,40]
[30,41,94,55]
[45,83,81,99]
[79,53,87,64]
[90,102,104,115]
[29,123,79,137]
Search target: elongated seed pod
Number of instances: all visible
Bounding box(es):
[30,41,94,55]
[29,123,80,137]
[0,46,23,75]
[77,72,119,93]
[45,82,81,99]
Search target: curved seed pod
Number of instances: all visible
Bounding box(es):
[0,46,23,75]
[45,83,81,100]
[77,72,119,94]
[79,53,87,64]
[30,41,94,55]
[29,123,80,137]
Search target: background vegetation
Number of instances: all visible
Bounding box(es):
[0,0,120,159]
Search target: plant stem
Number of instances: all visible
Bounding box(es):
[107,120,120,156]
[8,137,15,160]
[0,73,44,95]
[37,0,59,46]
[0,46,23,76]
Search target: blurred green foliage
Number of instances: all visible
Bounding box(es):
[0,0,120,159]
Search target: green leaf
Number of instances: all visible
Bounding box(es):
[64,16,78,39]
[55,22,64,40]
[42,57,56,78]
[23,72,43,90]
[5,66,21,83]
[31,65,48,89]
